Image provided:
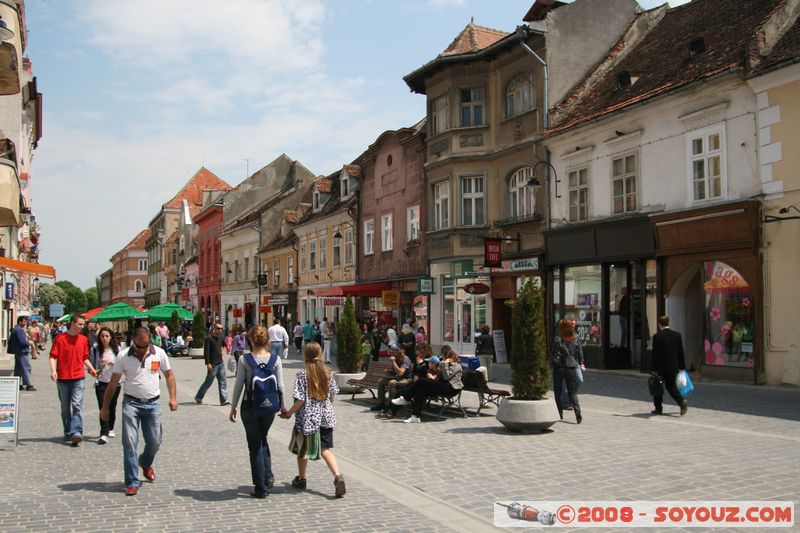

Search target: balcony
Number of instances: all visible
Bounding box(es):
[0,157,19,227]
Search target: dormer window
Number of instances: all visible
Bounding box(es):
[179,234,185,254]
[689,37,706,58]
[341,173,349,198]
[312,189,321,211]
[617,71,632,89]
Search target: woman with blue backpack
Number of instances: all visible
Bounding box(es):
[228,324,285,499]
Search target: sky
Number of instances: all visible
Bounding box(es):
[25,0,689,290]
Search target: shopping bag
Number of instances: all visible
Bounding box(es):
[575,366,584,384]
[226,356,237,374]
[289,428,321,461]
[677,370,694,397]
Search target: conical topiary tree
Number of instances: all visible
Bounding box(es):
[191,310,206,349]
[506,277,550,400]
[169,310,180,340]
[335,296,362,373]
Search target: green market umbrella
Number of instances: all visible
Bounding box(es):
[145,303,194,321]
[90,302,148,322]
[57,314,71,323]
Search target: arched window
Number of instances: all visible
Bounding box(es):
[135,280,143,292]
[506,73,535,118]
[509,167,536,218]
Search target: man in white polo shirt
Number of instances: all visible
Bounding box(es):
[268,318,290,359]
[100,327,178,496]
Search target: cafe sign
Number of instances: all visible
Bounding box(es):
[509,257,539,272]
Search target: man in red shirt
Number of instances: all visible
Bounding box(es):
[49,315,97,447]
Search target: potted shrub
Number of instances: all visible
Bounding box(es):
[189,309,206,359]
[168,310,180,342]
[333,296,364,393]
[495,277,559,433]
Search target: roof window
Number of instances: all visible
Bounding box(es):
[689,37,706,58]
[617,71,632,89]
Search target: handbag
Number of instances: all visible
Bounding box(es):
[648,374,664,396]
[289,428,321,461]
[575,366,584,384]
[676,370,694,397]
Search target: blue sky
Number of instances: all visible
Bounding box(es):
[26,0,688,290]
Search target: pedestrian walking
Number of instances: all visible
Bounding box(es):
[26,320,39,359]
[651,315,688,416]
[301,319,314,348]
[49,315,97,446]
[100,327,178,496]
[229,324,285,498]
[90,327,121,444]
[268,318,289,360]
[475,324,495,362]
[280,342,346,498]
[9,316,34,391]
[293,322,303,354]
[551,319,585,424]
[194,322,229,405]
[320,317,332,363]
[157,321,170,349]
[231,328,248,366]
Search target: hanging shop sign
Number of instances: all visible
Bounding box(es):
[417,276,434,294]
[509,257,539,272]
[321,297,344,306]
[381,290,400,308]
[4,282,13,300]
[484,239,502,268]
[450,259,473,278]
[464,283,490,295]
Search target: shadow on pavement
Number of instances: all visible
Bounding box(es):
[17,436,71,446]
[59,481,121,493]
[174,486,248,501]
[445,425,555,436]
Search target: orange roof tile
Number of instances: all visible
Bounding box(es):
[162,167,232,209]
[284,210,298,223]
[315,178,333,193]
[440,22,509,57]
[124,228,151,251]
[343,165,361,178]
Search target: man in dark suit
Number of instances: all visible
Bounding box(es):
[651,315,688,416]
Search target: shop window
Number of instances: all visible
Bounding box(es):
[688,125,725,202]
[568,166,589,222]
[442,275,488,347]
[563,265,602,348]
[612,153,638,214]
[703,261,754,367]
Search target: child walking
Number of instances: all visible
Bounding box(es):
[280,341,346,497]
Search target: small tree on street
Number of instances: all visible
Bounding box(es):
[169,310,180,339]
[191,310,206,349]
[506,277,549,400]
[335,296,361,373]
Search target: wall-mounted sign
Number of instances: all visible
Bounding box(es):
[4,283,13,300]
[450,259,473,278]
[464,283,490,295]
[233,308,243,318]
[49,304,64,318]
[269,298,290,306]
[484,239,502,268]
[509,258,539,272]
[417,276,434,294]
[381,290,400,307]
[320,297,343,307]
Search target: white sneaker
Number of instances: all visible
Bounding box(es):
[98,435,108,445]
[391,397,409,406]
[108,430,116,438]
[403,416,420,423]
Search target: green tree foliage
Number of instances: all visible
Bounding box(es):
[84,287,99,310]
[55,280,88,315]
[507,277,550,400]
[335,296,362,373]
[191,310,206,349]
[169,310,180,339]
[38,284,67,319]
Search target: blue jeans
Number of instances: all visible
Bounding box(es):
[57,379,85,437]
[194,363,227,403]
[241,408,275,495]
[13,352,32,387]
[269,341,284,359]
[122,397,162,488]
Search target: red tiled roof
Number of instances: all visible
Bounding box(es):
[124,228,151,251]
[440,21,509,57]
[752,13,800,74]
[315,178,333,193]
[284,210,298,223]
[547,0,785,137]
[162,167,232,209]
[343,165,361,178]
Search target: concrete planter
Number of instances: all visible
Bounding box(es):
[496,397,559,433]
[188,348,205,359]
[333,372,365,394]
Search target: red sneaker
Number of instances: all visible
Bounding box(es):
[126,486,139,496]
[143,466,156,481]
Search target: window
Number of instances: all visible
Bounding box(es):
[688,126,724,202]
[179,235,185,254]
[345,228,354,264]
[364,220,374,255]
[288,256,294,283]
[612,153,638,214]
[135,280,143,292]
[333,234,341,267]
[310,239,317,271]
[313,190,321,211]
[273,259,280,286]
[341,173,349,198]
[433,181,450,230]
[225,261,230,282]
[138,259,147,271]
[381,214,393,251]
[568,166,589,222]
[430,94,449,136]
[407,205,420,241]
[460,87,484,127]
[460,175,485,226]
[171,249,177,265]
[234,260,240,281]
[244,257,249,280]
[300,244,306,272]
[319,235,327,269]
[506,73,535,118]
[509,167,536,219]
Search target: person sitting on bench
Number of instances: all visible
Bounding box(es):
[381,345,431,419]
[369,348,412,414]
[391,345,463,423]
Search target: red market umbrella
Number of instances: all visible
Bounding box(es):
[83,307,104,320]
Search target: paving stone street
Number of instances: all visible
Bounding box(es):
[1,346,798,532]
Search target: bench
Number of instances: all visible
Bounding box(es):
[346,358,395,400]
[425,388,468,419]
[461,370,510,416]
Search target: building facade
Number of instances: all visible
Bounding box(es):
[110,228,149,308]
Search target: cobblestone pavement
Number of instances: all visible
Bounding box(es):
[1,347,798,532]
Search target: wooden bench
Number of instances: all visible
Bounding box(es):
[346,358,395,400]
[461,370,510,416]
[425,388,468,419]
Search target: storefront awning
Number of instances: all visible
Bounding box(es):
[0,257,56,278]
[313,281,392,297]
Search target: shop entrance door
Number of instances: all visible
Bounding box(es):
[606,263,632,369]
[455,300,475,356]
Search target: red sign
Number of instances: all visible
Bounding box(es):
[259,305,271,314]
[464,283,490,295]
[484,239,502,268]
[181,288,190,301]
[233,308,243,318]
